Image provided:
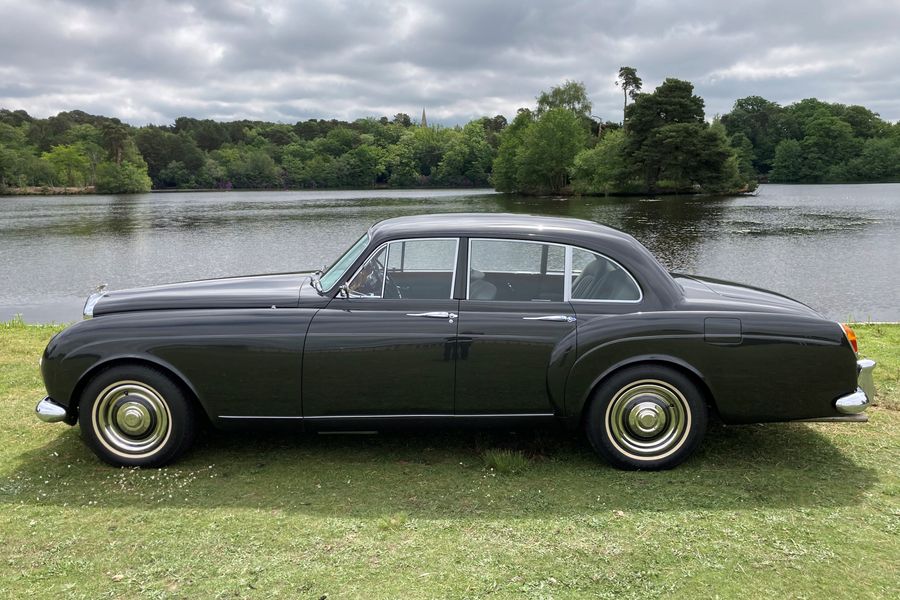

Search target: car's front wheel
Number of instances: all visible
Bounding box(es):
[585,365,707,470]
[79,365,195,467]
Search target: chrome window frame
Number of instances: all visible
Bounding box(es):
[466,238,569,301]
[568,245,643,304]
[344,237,460,300]
[465,238,643,304]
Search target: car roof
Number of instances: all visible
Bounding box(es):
[368,213,635,246]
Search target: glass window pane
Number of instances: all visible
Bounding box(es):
[387,239,457,272]
[348,246,387,297]
[469,240,564,301]
[319,233,369,290]
[571,248,641,301]
[351,238,457,299]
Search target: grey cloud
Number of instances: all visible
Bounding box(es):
[1,0,898,126]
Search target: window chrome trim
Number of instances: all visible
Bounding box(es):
[569,245,643,304]
[466,238,569,301]
[465,238,643,304]
[343,237,460,300]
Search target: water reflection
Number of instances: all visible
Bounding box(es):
[0,185,897,322]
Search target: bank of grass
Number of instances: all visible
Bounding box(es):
[0,320,898,599]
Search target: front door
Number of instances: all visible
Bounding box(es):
[455,239,577,415]
[303,238,460,418]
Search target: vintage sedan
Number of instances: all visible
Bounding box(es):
[36,214,876,470]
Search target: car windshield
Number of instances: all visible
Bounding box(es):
[317,233,369,291]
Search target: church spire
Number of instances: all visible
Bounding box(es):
[421,108,427,128]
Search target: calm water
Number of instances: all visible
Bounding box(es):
[1,184,897,322]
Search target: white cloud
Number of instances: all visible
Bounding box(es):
[0,0,898,125]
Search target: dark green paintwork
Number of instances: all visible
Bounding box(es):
[40,214,859,431]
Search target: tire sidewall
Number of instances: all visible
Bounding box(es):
[586,365,707,470]
[79,365,194,467]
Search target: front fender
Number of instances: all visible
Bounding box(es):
[41,309,313,422]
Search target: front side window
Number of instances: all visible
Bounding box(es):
[571,248,641,301]
[348,238,457,299]
[468,239,566,301]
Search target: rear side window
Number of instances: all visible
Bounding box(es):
[468,239,565,301]
[571,248,641,301]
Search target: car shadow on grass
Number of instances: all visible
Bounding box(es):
[2,421,877,517]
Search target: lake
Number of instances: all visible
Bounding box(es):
[1,184,897,322]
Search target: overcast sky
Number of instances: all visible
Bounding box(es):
[1,0,899,126]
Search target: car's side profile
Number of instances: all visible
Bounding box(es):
[35,214,876,470]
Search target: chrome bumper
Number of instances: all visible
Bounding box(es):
[835,359,876,415]
[35,397,68,423]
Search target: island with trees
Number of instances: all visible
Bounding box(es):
[2,68,898,196]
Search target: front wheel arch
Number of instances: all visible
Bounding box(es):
[70,356,209,426]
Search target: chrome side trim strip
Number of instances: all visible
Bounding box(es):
[218,415,305,420]
[305,413,556,419]
[218,413,556,420]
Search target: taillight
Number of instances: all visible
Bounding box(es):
[841,323,858,353]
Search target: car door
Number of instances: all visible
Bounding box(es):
[302,238,460,418]
[455,238,577,415]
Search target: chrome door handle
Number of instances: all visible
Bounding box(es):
[523,315,577,322]
[407,311,458,319]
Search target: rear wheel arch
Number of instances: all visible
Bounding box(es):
[577,357,718,425]
[70,356,209,425]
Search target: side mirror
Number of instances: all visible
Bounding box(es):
[338,282,350,299]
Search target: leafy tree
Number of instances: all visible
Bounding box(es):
[384,141,418,187]
[435,122,494,186]
[840,137,900,181]
[516,108,588,194]
[770,139,805,182]
[729,132,756,182]
[491,109,534,192]
[625,78,706,190]
[570,129,630,195]
[42,144,89,186]
[801,114,861,182]
[100,120,130,165]
[536,80,592,118]
[337,144,384,187]
[158,160,194,188]
[720,96,784,173]
[392,113,412,127]
[95,159,152,193]
[616,67,643,127]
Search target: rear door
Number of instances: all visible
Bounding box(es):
[454,238,577,415]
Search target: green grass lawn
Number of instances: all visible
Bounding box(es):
[1,320,898,599]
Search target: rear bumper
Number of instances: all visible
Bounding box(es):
[35,397,68,423]
[835,359,876,415]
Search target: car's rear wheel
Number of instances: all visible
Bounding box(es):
[585,365,707,470]
[79,365,195,467]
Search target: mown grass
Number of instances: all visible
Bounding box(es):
[0,319,898,599]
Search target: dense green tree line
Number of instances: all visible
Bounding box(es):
[0,108,502,193]
[721,96,900,182]
[2,71,898,195]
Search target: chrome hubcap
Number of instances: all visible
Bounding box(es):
[93,381,171,457]
[606,380,690,460]
[628,401,666,437]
